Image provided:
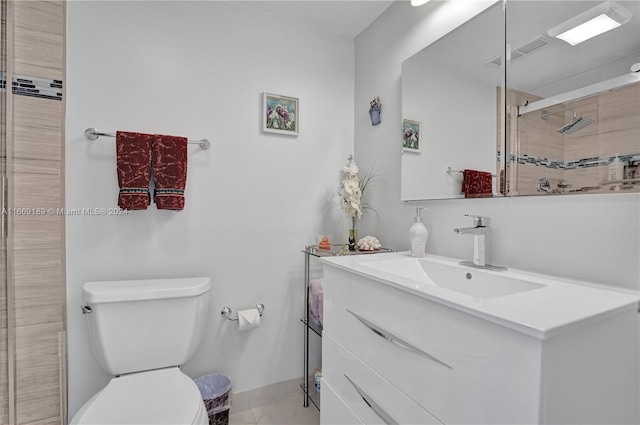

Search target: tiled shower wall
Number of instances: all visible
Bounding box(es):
[2,1,66,424]
[513,82,640,195]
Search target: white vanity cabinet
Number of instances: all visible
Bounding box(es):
[322,332,441,424]
[320,263,639,425]
[319,380,364,425]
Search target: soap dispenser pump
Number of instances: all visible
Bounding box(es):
[410,207,428,258]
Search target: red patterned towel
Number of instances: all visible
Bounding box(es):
[462,169,493,198]
[116,131,153,210]
[153,135,188,210]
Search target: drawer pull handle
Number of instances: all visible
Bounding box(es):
[344,374,399,425]
[347,309,452,369]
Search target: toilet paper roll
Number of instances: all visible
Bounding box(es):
[237,308,261,331]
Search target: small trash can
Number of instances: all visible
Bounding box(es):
[194,374,232,425]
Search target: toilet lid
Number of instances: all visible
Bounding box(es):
[72,368,206,425]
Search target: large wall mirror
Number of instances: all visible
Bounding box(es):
[401,1,504,200]
[401,0,640,201]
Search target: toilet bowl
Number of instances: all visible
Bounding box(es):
[70,277,212,425]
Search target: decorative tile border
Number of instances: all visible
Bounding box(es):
[510,154,563,170]
[0,71,63,101]
[13,74,63,100]
[499,151,640,170]
[564,156,608,170]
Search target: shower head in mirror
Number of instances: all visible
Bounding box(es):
[541,108,596,135]
[557,115,595,134]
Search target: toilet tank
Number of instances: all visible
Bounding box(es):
[82,277,211,376]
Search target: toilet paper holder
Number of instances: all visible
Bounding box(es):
[220,303,265,321]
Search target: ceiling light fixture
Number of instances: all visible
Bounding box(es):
[411,0,431,7]
[547,1,632,46]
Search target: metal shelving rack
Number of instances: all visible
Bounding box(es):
[301,244,394,411]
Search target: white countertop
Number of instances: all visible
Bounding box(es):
[321,251,640,339]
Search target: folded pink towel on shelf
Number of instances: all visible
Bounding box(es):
[116,131,154,210]
[153,134,188,210]
[309,279,324,327]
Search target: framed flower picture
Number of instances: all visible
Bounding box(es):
[402,119,421,152]
[263,93,299,136]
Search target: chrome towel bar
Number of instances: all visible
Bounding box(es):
[84,127,211,150]
[446,166,496,178]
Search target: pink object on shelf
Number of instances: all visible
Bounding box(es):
[309,279,324,327]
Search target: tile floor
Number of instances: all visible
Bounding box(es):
[228,379,320,425]
[229,389,319,425]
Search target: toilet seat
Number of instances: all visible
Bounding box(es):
[70,367,208,425]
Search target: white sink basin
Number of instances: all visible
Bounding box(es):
[322,252,640,339]
[360,256,544,300]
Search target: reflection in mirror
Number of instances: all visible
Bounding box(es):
[401,2,504,201]
[401,0,639,201]
[507,1,640,196]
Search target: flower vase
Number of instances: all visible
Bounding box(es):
[348,228,358,251]
[369,97,382,126]
[369,109,381,126]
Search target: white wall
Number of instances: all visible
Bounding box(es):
[66,1,353,418]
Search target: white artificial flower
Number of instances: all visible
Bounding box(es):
[338,156,364,220]
[342,161,359,175]
[343,178,359,195]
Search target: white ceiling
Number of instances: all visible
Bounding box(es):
[407,1,640,97]
[229,1,396,38]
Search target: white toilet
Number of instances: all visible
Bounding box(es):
[71,277,212,425]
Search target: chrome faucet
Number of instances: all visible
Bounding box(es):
[453,215,507,271]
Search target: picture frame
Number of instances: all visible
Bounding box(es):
[263,93,299,136]
[402,119,421,152]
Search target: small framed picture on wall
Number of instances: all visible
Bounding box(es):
[263,93,299,136]
[402,119,421,152]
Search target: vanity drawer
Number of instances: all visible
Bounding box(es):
[320,380,364,425]
[322,333,441,425]
[323,266,541,424]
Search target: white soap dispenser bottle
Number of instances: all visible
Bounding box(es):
[410,207,428,258]
[609,154,624,181]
